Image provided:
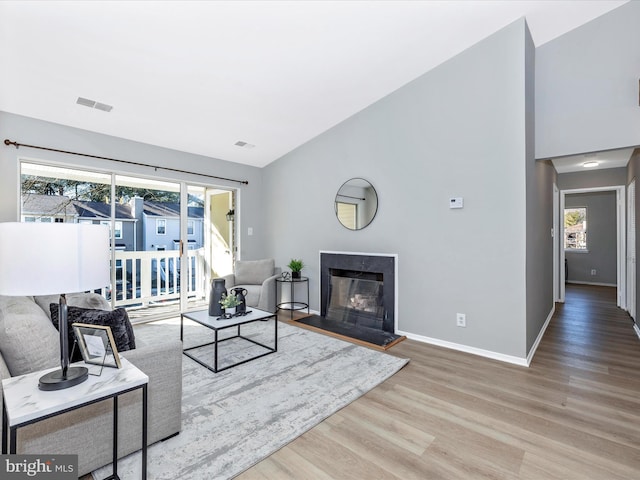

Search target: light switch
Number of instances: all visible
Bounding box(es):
[248,227,253,236]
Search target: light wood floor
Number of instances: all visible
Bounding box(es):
[236,285,640,479]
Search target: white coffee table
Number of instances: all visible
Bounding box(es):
[181,308,277,372]
[2,357,148,480]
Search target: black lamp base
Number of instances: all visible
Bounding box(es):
[38,366,89,391]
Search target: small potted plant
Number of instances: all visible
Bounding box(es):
[288,258,304,279]
[219,292,242,315]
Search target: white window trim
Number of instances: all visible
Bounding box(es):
[156,218,166,235]
[114,220,123,239]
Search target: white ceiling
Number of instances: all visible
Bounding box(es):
[0,1,628,168]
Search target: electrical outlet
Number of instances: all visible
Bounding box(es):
[456,313,466,327]
[591,269,597,276]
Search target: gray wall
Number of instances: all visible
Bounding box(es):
[0,112,266,260]
[565,191,617,285]
[557,168,627,190]
[536,1,640,159]
[263,19,533,359]
[526,8,555,355]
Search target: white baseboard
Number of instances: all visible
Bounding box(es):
[526,305,555,366]
[395,329,529,367]
[566,280,616,287]
[634,322,640,340]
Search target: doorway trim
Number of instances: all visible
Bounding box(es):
[559,185,626,308]
[553,183,560,302]
[627,179,636,321]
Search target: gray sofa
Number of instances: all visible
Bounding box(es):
[221,258,281,312]
[0,293,182,477]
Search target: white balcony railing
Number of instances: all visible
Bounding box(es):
[109,248,207,308]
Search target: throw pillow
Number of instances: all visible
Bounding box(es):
[0,296,59,376]
[35,292,110,314]
[49,305,136,362]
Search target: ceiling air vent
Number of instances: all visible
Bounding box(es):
[76,97,113,112]
[234,141,255,149]
[76,97,95,108]
[94,102,113,112]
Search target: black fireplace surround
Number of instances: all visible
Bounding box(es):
[320,252,395,333]
[296,252,399,347]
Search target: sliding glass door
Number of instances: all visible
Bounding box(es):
[20,161,232,321]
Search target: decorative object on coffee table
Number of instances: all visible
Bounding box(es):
[287,258,304,279]
[209,278,227,316]
[0,222,110,391]
[231,287,248,313]
[219,291,242,315]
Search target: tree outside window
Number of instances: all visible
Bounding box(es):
[564,207,587,250]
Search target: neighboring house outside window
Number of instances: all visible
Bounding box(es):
[187,220,194,235]
[101,220,123,239]
[156,219,166,235]
[564,207,587,250]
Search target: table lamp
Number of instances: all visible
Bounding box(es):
[0,222,110,390]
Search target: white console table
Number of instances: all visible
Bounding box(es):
[2,357,148,480]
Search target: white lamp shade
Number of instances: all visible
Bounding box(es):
[0,222,111,296]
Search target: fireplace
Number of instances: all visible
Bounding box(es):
[297,251,400,347]
[326,269,384,329]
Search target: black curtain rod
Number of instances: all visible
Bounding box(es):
[4,139,249,185]
[336,193,365,201]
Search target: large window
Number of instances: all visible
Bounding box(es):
[564,207,587,250]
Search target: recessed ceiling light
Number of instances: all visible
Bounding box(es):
[583,161,599,168]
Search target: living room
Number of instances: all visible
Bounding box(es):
[1,1,640,479]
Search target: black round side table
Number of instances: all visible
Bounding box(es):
[275,276,310,320]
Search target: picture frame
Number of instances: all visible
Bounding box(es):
[72,323,122,369]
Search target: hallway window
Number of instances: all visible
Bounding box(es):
[564,207,587,250]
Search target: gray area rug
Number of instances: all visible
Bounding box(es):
[93,318,409,480]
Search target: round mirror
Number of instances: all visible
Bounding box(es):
[334,178,378,230]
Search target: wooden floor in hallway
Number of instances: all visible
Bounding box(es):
[238,284,640,479]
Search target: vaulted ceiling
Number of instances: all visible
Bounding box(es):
[0,1,628,167]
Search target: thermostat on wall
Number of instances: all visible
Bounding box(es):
[449,197,464,209]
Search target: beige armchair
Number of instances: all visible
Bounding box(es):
[221,258,281,313]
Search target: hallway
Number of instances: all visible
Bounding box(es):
[539,284,639,377]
